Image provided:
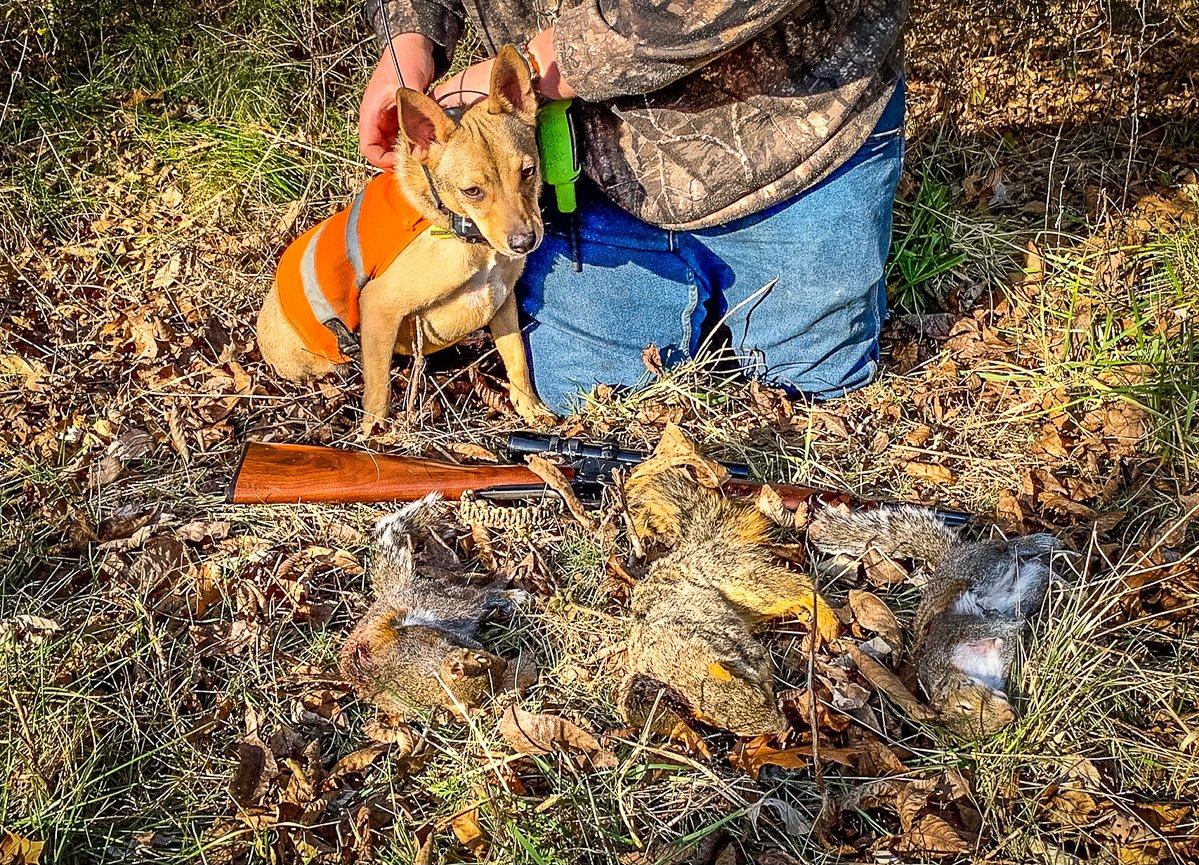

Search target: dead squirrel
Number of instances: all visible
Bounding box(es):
[620,465,841,737]
[808,505,1062,736]
[339,495,526,718]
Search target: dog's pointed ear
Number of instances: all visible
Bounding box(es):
[488,44,537,125]
[397,87,456,161]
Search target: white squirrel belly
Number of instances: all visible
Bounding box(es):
[951,641,1008,691]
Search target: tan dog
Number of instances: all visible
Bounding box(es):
[256,45,555,430]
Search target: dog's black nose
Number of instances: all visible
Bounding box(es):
[507,231,537,254]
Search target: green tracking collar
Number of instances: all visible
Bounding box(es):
[537,99,583,269]
[537,99,580,215]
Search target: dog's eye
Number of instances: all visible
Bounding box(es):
[460,186,484,200]
[520,164,535,181]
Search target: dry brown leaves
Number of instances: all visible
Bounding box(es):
[450,809,489,857]
[217,708,424,862]
[730,726,907,782]
[846,589,903,654]
[498,705,617,769]
[1040,784,1199,864]
[845,645,937,723]
[0,832,44,865]
[839,770,981,858]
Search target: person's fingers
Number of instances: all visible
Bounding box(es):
[362,139,395,169]
[358,114,396,169]
[358,83,398,168]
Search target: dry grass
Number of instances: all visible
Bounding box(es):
[2,0,1198,863]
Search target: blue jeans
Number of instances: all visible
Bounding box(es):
[519,82,905,414]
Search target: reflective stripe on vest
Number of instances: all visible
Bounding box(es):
[275,173,430,363]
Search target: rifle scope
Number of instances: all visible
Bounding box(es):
[505,432,752,479]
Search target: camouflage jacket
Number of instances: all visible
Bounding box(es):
[368,0,905,230]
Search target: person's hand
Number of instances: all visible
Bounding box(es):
[432,29,576,109]
[358,33,436,169]
[432,57,495,109]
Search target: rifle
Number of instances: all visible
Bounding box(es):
[227,432,970,527]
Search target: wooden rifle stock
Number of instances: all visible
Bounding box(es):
[229,442,844,510]
[227,442,563,505]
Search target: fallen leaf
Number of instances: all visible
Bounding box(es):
[848,736,908,776]
[228,733,278,809]
[891,814,973,855]
[995,491,1026,533]
[0,831,44,865]
[413,830,435,865]
[729,736,809,779]
[498,705,616,768]
[903,462,956,484]
[862,548,909,586]
[166,405,190,462]
[175,520,231,543]
[1043,788,1102,829]
[747,796,813,838]
[781,686,851,733]
[0,615,61,653]
[846,644,937,722]
[628,423,729,491]
[848,590,903,653]
[331,744,390,777]
[151,252,181,290]
[641,343,665,378]
[904,425,933,447]
[447,442,500,463]
[830,681,872,711]
[0,354,46,390]
[900,313,960,340]
[666,721,712,759]
[160,185,183,208]
[525,455,598,533]
[755,484,797,528]
[363,717,421,749]
[450,809,489,857]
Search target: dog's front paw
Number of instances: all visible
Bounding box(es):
[359,413,388,440]
[510,392,558,428]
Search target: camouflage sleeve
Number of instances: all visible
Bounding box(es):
[366,0,465,78]
[553,0,811,101]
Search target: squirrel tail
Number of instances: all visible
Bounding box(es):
[625,466,772,548]
[371,493,444,591]
[807,504,958,565]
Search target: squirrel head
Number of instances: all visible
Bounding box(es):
[695,660,790,737]
[340,611,507,716]
[936,672,1016,738]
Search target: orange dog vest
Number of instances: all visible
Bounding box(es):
[276,172,430,363]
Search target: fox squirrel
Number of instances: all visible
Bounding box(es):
[808,505,1062,737]
[339,495,527,718]
[620,466,841,737]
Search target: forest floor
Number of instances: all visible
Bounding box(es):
[2,1,1198,863]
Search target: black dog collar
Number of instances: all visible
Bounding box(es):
[420,163,490,245]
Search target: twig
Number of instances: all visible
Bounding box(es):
[405,316,425,422]
[611,469,645,560]
[807,569,824,794]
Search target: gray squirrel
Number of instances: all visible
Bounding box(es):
[808,505,1063,737]
[338,495,529,718]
